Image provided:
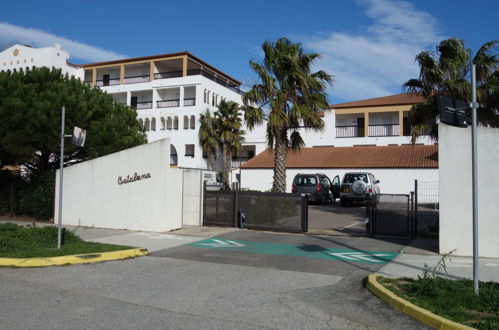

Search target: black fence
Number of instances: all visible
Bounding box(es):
[203,187,308,233]
[367,194,414,238]
[414,180,439,234]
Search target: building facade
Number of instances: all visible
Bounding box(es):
[0,43,83,79]
[82,52,266,170]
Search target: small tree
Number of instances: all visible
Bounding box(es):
[214,100,244,189]
[198,110,218,170]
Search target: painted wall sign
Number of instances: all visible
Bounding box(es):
[118,172,151,185]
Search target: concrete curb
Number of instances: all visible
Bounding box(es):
[0,248,149,268]
[366,274,474,330]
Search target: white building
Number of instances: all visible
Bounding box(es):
[0,43,83,79]
[82,52,266,170]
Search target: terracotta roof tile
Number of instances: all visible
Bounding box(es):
[331,93,425,109]
[241,145,438,169]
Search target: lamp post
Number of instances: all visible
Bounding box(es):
[57,106,86,249]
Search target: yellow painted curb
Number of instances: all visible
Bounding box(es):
[366,274,475,330]
[0,248,149,268]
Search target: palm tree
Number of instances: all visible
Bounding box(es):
[198,110,218,170]
[242,38,332,192]
[214,100,245,189]
[404,38,498,141]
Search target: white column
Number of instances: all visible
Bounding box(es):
[152,89,157,109]
[126,91,131,106]
[179,86,185,107]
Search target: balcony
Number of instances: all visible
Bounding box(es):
[184,98,195,106]
[336,125,364,138]
[187,68,243,95]
[125,75,150,84]
[368,124,400,137]
[133,101,152,110]
[157,99,180,108]
[154,71,182,79]
[96,78,120,87]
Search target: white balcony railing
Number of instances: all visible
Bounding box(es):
[157,99,180,108]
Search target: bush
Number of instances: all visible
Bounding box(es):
[19,170,55,220]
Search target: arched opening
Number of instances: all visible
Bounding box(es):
[144,118,150,131]
[170,144,178,166]
[183,115,189,129]
[190,115,195,129]
[151,118,156,131]
[173,116,179,130]
[166,117,172,130]
[161,117,165,130]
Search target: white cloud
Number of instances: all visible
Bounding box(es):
[300,0,445,102]
[0,22,126,62]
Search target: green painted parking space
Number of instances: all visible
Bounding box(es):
[189,239,398,264]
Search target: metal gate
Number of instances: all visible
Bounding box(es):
[367,194,415,238]
[203,186,308,233]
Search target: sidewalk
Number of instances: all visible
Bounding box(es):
[0,219,238,253]
[377,237,499,282]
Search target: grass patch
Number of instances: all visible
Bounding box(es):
[0,223,134,258]
[378,276,499,329]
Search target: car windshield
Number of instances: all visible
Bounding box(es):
[343,173,368,183]
[295,176,317,185]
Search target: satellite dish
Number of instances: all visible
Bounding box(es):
[71,127,86,147]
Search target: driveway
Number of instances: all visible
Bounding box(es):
[0,227,426,329]
[307,203,368,236]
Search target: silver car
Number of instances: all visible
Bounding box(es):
[339,172,380,206]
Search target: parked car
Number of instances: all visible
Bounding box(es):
[292,173,340,204]
[339,172,380,206]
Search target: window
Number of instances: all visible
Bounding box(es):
[204,89,207,103]
[170,145,178,166]
[190,115,195,129]
[138,118,144,128]
[185,144,195,157]
[212,93,215,106]
[183,115,189,129]
[144,118,150,131]
[151,118,156,131]
[173,116,179,130]
[160,117,165,130]
[166,117,172,130]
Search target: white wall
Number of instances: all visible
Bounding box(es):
[439,124,499,258]
[0,44,84,79]
[240,168,437,196]
[55,139,183,232]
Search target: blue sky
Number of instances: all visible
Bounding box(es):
[0,0,497,104]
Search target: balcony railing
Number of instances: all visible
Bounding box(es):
[124,75,150,84]
[184,98,195,106]
[187,68,244,95]
[133,101,152,110]
[154,71,182,79]
[96,78,120,87]
[368,124,400,137]
[157,99,180,108]
[336,125,364,138]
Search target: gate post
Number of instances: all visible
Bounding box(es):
[410,191,415,238]
[414,179,418,235]
[233,183,239,228]
[301,195,308,232]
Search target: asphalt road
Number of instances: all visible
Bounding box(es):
[0,228,429,329]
